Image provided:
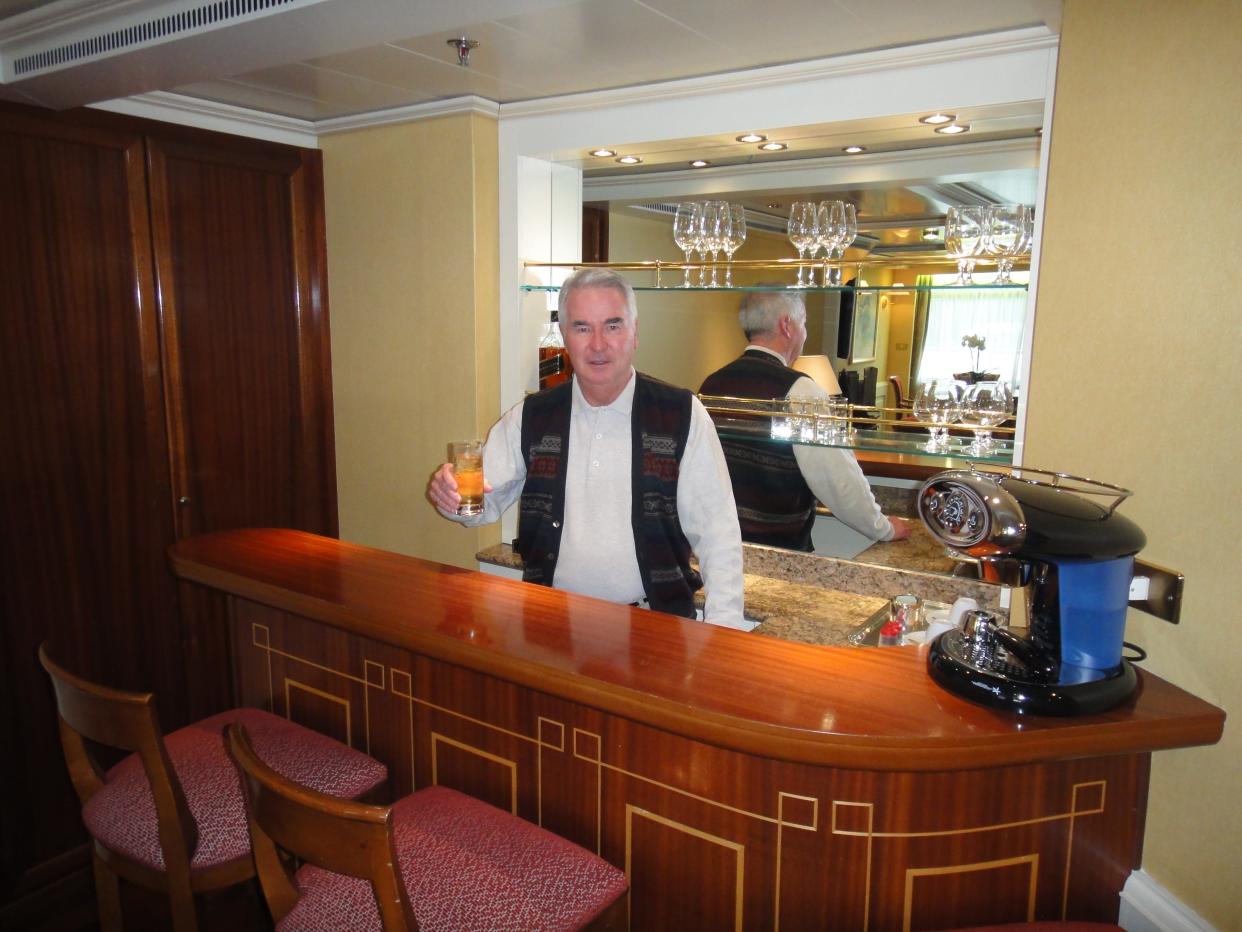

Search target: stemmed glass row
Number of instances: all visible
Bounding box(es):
[787,201,857,287]
[672,201,748,287]
[912,379,1014,455]
[945,204,1034,285]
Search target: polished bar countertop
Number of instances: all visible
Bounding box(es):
[171,529,1224,773]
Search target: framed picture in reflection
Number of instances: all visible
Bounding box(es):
[848,291,878,364]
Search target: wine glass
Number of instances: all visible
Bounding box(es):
[819,203,859,288]
[961,381,1013,455]
[815,201,841,287]
[944,206,987,285]
[787,202,816,287]
[702,200,729,287]
[912,379,964,450]
[673,202,702,288]
[985,205,1028,285]
[723,203,746,287]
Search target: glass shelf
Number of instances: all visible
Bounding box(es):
[520,282,1028,294]
[710,416,1016,465]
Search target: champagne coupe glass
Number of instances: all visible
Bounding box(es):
[673,202,702,288]
[723,203,747,287]
[944,206,987,285]
[787,202,816,287]
[985,204,1028,285]
[961,381,1013,455]
[702,200,729,287]
[913,379,964,451]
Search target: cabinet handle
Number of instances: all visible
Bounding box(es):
[178,496,191,506]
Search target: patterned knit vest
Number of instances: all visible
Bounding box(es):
[516,374,702,618]
[699,350,817,551]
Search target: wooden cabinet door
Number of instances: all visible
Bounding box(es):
[144,135,337,719]
[146,136,337,541]
[0,110,185,896]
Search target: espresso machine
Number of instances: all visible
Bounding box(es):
[917,466,1146,715]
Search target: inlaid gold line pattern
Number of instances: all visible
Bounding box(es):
[830,782,1108,838]
[251,623,274,710]
[388,665,539,747]
[1063,780,1107,918]
[362,661,384,757]
[390,668,417,783]
[625,805,746,932]
[903,854,1038,932]
[573,729,603,855]
[536,717,566,827]
[284,678,352,747]
[431,732,518,815]
[253,627,368,686]
[774,792,821,932]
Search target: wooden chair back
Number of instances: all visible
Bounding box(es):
[888,374,910,408]
[226,723,418,931]
[38,642,198,877]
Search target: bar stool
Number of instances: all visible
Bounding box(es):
[38,643,388,932]
[227,722,629,931]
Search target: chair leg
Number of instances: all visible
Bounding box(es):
[168,876,200,932]
[92,849,123,932]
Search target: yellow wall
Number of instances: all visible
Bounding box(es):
[321,113,500,568]
[1032,2,1241,925]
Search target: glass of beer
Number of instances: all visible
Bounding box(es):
[450,440,484,516]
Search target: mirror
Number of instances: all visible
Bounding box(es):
[564,110,1042,576]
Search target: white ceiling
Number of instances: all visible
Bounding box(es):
[0,0,1059,250]
[1,0,1061,119]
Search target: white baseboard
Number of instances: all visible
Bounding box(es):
[1119,870,1216,932]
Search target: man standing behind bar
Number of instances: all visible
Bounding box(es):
[428,268,745,627]
[699,291,911,551]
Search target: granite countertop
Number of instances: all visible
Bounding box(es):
[476,539,1000,649]
[851,523,957,574]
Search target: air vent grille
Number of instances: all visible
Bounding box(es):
[13,0,301,77]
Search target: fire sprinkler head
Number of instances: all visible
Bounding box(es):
[447,37,480,67]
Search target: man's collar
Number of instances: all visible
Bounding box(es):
[572,368,636,414]
[745,344,788,365]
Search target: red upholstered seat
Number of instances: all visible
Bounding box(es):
[83,708,387,872]
[278,786,628,931]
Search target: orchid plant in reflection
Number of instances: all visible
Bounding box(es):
[961,334,986,373]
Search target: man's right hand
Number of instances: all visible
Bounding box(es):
[887,516,914,540]
[427,462,460,514]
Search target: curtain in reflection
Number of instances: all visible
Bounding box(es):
[914,274,1028,387]
[908,274,933,387]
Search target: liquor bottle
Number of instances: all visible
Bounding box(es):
[538,310,573,389]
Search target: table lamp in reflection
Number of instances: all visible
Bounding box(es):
[792,354,842,394]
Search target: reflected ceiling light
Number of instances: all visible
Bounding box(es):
[615,155,642,164]
[842,145,866,154]
[758,142,787,151]
[919,112,956,125]
[935,123,971,135]
[689,159,710,168]
[589,148,616,157]
[922,228,940,241]
[767,202,783,209]
[736,133,766,143]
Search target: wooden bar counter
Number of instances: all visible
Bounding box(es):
[170,529,1224,931]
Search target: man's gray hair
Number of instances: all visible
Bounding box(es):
[737,289,805,340]
[557,268,638,325]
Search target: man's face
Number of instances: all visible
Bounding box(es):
[562,286,639,406]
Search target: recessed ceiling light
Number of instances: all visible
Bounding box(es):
[589,148,616,157]
[615,155,643,164]
[689,159,710,168]
[767,202,782,209]
[919,112,956,125]
[842,145,866,154]
[758,142,787,152]
[736,133,766,143]
[935,123,971,135]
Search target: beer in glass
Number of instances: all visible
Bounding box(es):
[450,440,484,516]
